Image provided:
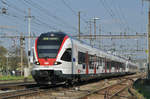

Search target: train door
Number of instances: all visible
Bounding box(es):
[111,61,115,73]
[99,58,104,73]
[61,48,72,74]
[78,51,86,74]
[125,61,129,73]
[109,61,111,73]
[105,58,107,73]
[85,51,89,74]
[94,55,97,74]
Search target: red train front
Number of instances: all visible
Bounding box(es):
[31,32,73,84]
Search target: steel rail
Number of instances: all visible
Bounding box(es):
[80,74,142,99]
[0,81,36,91]
[0,88,41,99]
[0,83,65,99]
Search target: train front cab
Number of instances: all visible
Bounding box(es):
[31,33,75,84]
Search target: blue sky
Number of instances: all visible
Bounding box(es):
[0,0,147,35]
[0,0,148,60]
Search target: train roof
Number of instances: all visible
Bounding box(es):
[69,36,127,63]
[39,32,67,38]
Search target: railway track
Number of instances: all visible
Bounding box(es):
[0,81,36,91]
[0,88,41,99]
[82,79,133,99]
[0,83,65,99]
[0,74,144,99]
[80,74,143,99]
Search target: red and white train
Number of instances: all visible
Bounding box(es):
[31,32,138,84]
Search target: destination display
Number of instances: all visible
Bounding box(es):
[42,37,59,40]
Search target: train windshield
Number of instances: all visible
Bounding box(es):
[37,36,64,58]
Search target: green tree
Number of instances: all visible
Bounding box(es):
[0,46,7,71]
[0,46,7,56]
[8,45,28,71]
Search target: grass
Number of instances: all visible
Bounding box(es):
[133,79,149,99]
[0,75,33,81]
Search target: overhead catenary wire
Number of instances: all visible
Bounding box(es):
[62,0,87,24]
[99,0,137,34]
[99,0,129,33]
[23,0,78,32]
[113,1,137,33]
[1,0,59,33]
[2,0,77,33]
[1,0,27,15]
[0,0,80,38]
[1,0,87,35]
[22,0,63,28]
[101,0,124,32]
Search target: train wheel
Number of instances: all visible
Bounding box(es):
[51,81,57,85]
[65,80,74,87]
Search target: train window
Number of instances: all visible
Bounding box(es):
[78,52,85,64]
[37,36,63,58]
[83,63,86,69]
[101,59,104,67]
[107,62,110,69]
[88,55,95,69]
[61,48,72,62]
[98,57,103,66]
[113,62,117,68]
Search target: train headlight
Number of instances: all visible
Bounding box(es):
[54,61,61,65]
[34,61,40,65]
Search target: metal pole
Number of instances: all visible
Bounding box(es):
[142,0,150,79]
[94,18,96,39]
[28,8,31,69]
[78,11,80,40]
[99,24,101,48]
[92,17,100,46]
[20,33,23,76]
[137,39,139,51]
[148,5,150,79]
[89,20,92,45]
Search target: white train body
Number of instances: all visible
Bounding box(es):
[31,32,138,84]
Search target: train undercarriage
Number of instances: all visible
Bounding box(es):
[31,69,133,85]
